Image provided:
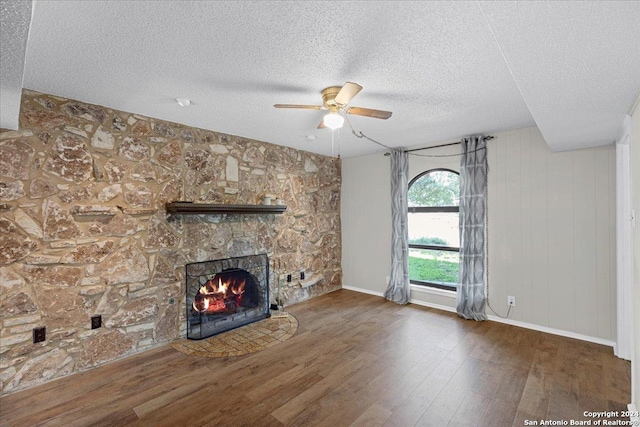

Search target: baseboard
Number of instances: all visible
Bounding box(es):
[486,314,616,348]
[342,285,457,313]
[629,403,639,424]
[410,284,456,299]
[342,285,384,297]
[341,285,616,349]
[407,297,457,314]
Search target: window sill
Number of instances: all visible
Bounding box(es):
[410,284,456,299]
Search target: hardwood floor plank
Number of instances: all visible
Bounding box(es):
[245,364,311,402]
[446,390,491,426]
[2,350,209,426]
[349,404,392,427]
[514,342,558,418]
[270,352,378,424]
[288,343,425,426]
[478,398,518,427]
[247,371,326,413]
[380,350,462,426]
[511,409,539,427]
[0,346,181,421]
[45,407,139,427]
[0,290,631,427]
[132,366,212,418]
[601,351,632,405]
[546,387,579,421]
[470,360,506,398]
[414,358,485,426]
[494,366,529,404]
[139,358,301,426]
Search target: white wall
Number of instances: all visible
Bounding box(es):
[630,98,640,409]
[341,126,617,342]
[341,150,392,296]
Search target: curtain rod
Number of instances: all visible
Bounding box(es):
[383,135,494,156]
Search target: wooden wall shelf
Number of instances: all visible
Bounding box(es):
[165,202,287,215]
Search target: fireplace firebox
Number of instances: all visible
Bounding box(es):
[185,254,270,340]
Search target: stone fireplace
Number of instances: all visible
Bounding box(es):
[0,90,342,395]
[186,254,269,339]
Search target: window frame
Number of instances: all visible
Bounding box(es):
[407,168,460,291]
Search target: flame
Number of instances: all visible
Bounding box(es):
[192,272,254,315]
[192,295,210,313]
[231,279,245,295]
[218,277,227,294]
[199,279,219,295]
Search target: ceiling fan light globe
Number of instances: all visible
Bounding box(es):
[323,112,344,130]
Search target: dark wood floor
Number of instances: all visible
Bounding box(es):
[0,290,631,427]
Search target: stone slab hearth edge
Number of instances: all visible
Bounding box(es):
[0,90,342,395]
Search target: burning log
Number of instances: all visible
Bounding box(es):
[190,269,259,316]
[192,276,246,314]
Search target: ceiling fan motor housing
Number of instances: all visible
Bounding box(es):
[321,86,343,108]
[273,82,392,123]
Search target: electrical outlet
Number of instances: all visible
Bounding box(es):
[385,276,390,285]
[286,274,292,283]
[508,296,516,306]
[91,315,102,329]
[300,271,305,280]
[33,326,46,343]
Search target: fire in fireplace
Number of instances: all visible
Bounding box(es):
[191,269,258,314]
[185,254,270,340]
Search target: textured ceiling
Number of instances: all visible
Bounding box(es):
[3,1,639,157]
[480,1,640,152]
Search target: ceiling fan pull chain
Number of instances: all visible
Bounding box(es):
[331,128,335,157]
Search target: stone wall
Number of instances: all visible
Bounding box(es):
[0,90,342,394]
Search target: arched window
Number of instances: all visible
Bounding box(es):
[407,169,460,291]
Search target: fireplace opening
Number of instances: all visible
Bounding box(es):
[186,254,270,340]
[191,268,259,315]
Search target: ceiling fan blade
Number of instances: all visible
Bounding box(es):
[273,104,323,110]
[346,106,392,120]
[317,119,326,129]
[334,82,363,105]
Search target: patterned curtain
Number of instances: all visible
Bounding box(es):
[456,136,488,320]
[384,149,410,304]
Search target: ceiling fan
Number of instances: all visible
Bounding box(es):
[274,82,392,130]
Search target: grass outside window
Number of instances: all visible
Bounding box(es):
[408,248,458,289]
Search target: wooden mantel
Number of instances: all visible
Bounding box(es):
[165,202,287,215]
